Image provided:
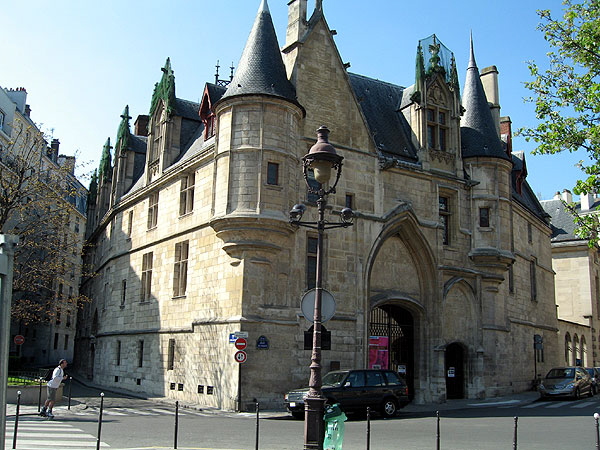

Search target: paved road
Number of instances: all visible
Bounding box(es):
[6,380,600,449]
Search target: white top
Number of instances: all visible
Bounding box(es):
[47,366,63,389]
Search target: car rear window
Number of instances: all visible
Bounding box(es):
[384,371,405,386]
[365,371,385,387]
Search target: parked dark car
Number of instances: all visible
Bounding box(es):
[586,367,600,394]
[539,367,593,399]
[284,369,410,419]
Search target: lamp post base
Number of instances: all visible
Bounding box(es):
[304,396,326,450]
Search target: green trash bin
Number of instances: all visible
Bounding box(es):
[323,403,347,450]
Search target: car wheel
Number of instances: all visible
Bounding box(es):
[381,398,398,418]
[589,386,595,398]
[291,411,304,420]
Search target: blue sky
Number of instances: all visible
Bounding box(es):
[3,0,585,201]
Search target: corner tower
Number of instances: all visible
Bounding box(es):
[461,36,514,327]
[212,0,304,258]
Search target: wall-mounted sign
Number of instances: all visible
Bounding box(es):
[256,335,269,350]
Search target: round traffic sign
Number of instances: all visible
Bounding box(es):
[234,338,247,350]
[14,335,25,345]
[234,350,247,363]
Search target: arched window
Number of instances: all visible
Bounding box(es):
[565,333,572,365]
[581,336,588,367]
[573,335,580,366]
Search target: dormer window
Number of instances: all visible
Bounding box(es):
[427,107,448,151]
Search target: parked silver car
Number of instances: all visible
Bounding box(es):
[539,367,593,399]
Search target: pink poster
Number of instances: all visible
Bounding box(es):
[369,336,389,369]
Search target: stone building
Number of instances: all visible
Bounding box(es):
[76,0,558,410]
[0,86,87,367]
[541,190,600,368]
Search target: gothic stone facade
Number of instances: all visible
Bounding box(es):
[76,0,559,410]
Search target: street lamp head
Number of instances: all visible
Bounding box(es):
[340,207,354,224]
[289,203,307,223]
[303,126,344,192]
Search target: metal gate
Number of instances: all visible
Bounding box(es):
[369,305,414,398]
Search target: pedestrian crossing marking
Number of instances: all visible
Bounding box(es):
[572,400,596,408]
[5,418,109,449]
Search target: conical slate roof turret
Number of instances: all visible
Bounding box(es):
[220,0,297,104]
[460,36,509,161]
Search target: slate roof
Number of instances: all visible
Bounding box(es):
[175,98,201,121]
[511,152,550,224]
[461,38,510,162]
[540,198,580,242]
[219,0,298,106]
[348,73,418,161]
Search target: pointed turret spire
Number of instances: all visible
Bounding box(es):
[87,169,98,207]
[415,43,425,89]
[98,138,113,182]
[150,58,176,117]
[460,36,509,161]
[220,0,297,104]
[116,105,132,152]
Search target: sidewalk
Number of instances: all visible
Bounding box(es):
[5,372,541,418]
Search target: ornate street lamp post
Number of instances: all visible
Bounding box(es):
[290,126,353,450]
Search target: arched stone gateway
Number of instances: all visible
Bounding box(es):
[366,211,437,403]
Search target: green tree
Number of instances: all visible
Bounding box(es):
[520,0,600,244]
[0,115,91,324]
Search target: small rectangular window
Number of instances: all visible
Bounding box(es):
[179,173,195,216]
[527,223,533,244]
[116,340,121,366]
[479,207,490,227]
[267,162,279,185]
[54,333,59,350]
[173,241,189,297]
[64,334,69,350]
[121,280,127,307]
[127,210,134,237]
[168,338,175,370]
[530,259,537,301]
[138,340,144,367]
[439,196,450,245]
[345,194,354,209]
[141,252,153,302]
[147,192,159,229]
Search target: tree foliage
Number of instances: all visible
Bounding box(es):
[520,0,600,245]
[0,115,91,324]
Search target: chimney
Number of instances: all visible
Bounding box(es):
[5,87,28,115]
[134,115,149,137]
[581,192,595,211]
[285,0,308,49]
[48,138,60,162]
[553,191,562,200]
[500,116,512,158]
[58,155,76,176]
[561,189,573,204]
[24,104,31,117]
[480,66,500,137]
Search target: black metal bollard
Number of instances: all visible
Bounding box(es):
[513,416,518,450]
[366,407,371,450]
[96,393,105,450]
[12,391,21,449]
[68,377,73,410]
[255,401,260,450]
[174,401,179,450]
[436,411,440,450]
[594,413,600,449]
[38,377,43,412]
